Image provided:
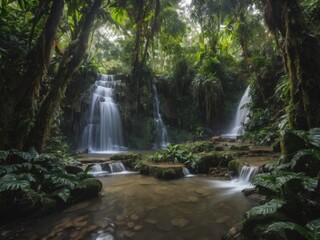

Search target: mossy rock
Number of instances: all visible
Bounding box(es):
[177,141,215,153]
[140,163,184,180]
[229,145,250,151]
[228,160,243,176]
[39,197,57,216]
[110,152,142,169]
[195,152,234,174]
[65,165,84,175]
[69,178,102,204]
[280,130,307,163]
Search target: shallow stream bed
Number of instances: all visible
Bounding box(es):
[4,174,254,240]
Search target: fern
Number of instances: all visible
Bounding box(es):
[0,174,30,192]
[245,199,285,218]
[306,219,320,240]
[50,173,77,189]
[308,128,320,149]
[0,150,8,162]
[291,149,320,169]
[264,222,313,240]
[52,188,71,202]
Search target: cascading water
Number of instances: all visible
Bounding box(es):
[152,84,169,149]
[226,86,251,137]
[80,74,125,153]
[211,165,259,194]
[108,162,126,173]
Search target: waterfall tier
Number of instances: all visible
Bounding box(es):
[224,86,251,137]
[152,84,169,149]
[80,74,125,153]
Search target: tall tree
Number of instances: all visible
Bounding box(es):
[26,0,103,151]
[262,0,320,130]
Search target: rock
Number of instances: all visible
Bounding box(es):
[127,222,135,228]
[196,152,233,174]
[40,197,56,216]
[65,165,84,175]
[216,216,230,224]
[133,225,143,231]
[140,163,185,180]
[228,160,243,175]
[116,215,125,221]
[130,214,139,221]
[280,130,306,163]
[171,218,189,227]
[145,218,157,224]
[247,193,267,203]
[242,188,256,196]
[123,230,135,238]
[70,178,102,203]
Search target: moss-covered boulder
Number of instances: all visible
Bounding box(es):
[140,163,185,180]
[280,130,307,163]
[195,152,234,174]
[177,141,215,153]
[228,160,243,176]
[110,152,142,169]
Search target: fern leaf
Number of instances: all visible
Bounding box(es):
[265,222,313,240]
[306,218,320,240]
[0,174,30,192]
[308,128,320,149]
[28,147,39,160]
[0,150,8,162]
[246,199,285,218]
[53,188,71,202]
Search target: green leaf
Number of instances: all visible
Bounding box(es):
[53,188,70,202]
[0,174,30,192]
[0,150,8,162]
[265,222,313,240]
[306,218,320,240]
[308,128,320,149]
[246,199,285,218]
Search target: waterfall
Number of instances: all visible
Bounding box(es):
[238,165,259,183]
[108,161,126,173]
[88,163,109,176]
[227,86,251,136]
[182,167,192,177]
[152,84,169,149]
[80,74,125,153]
[211,165,259,193]
[90,163,103,172]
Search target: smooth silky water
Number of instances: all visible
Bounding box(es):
[17,174,255,240]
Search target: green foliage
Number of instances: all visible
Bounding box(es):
[0,148,91,205]
[245,199,286,218]
[149,144,196,165]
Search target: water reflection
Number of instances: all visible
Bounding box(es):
[18,174,253,240]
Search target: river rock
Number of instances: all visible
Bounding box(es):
[64,201,90,213]
[127,222,135,228]
[130,214,139,221]
[123,230,135,238]
[171,218,189,227]
[134,225,143,231]
[145,218,157,224]
[216,216,230,224]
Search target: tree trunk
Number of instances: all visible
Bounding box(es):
[26,0,102,151]
[11,0,64,149]
[262,0,320,130]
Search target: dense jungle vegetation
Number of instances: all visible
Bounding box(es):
[1,0,320,239]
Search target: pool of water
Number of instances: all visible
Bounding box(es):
[8,174,254,240]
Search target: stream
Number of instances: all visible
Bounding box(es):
[5,174,254,240]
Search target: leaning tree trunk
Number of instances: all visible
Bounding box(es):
[26,0,102,151]
[11,0,64,150]
[262,0,320,130]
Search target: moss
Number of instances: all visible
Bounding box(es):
[140,163,184,180]
[177,141,215,153]
[110,152,142,169]
[228,160,243,175]
[229,145,250,151]
[280,130,307,163]
[195,152,234,174]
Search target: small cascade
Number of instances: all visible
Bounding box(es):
[152,84,169,149]
[211,165,259,194]
[108,161,126,173]
[182,167,193,177]
[88,163,109,176]
[225,86,251,137]
[80,74,125,153]
[238,165,259,183]
[90,163,103,172]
